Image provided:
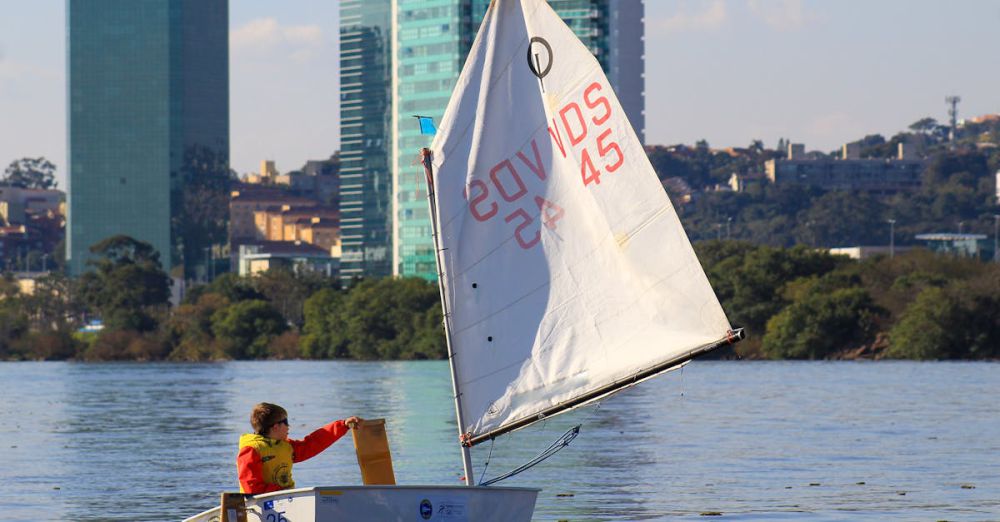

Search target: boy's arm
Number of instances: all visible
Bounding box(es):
[237,445,283,494]
[289,420,351,463]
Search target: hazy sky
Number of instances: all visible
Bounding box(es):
[1,1,998,189]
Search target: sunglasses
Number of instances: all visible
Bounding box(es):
[274,418,289,427]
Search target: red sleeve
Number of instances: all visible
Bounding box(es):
[289,420,351,463]
[237,445,282,494]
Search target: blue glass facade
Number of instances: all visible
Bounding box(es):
[339,0,395,283]
[392,0,643,280]
[67,0,228,276]
[393,0,489,280]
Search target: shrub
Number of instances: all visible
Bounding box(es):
[268,331,302,360]
[762,287,880,359]
[211,300,287,359]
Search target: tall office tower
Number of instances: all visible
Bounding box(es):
[339,0,644,280]
[545,1,645,142]
[339,0,395,283]
[67,0,229,276]
[392,0,491,279]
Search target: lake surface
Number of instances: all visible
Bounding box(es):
[0,361,997,521]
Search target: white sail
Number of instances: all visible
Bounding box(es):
[429,0,733,442]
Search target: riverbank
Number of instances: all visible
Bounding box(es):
[2,244,997,362]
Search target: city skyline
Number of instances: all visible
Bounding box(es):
[2,1,999,189]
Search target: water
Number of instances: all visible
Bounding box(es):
[1,361,997,521]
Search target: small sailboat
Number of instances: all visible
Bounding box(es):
[184,0,741,520]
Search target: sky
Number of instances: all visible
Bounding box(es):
[1,0,998,190]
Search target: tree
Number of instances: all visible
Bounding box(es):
[699,243,844,335]
[211,299,287,359]
[2,157,57,189]
[253,267,339,328]
[166,292,230,361]
[857,134,889,158]
[77,236,171,332]
[184,272,263,305]
[887,266,1000,360]
[267,331,302,360]
[796,191,887,247]
[0,276,29,359]
[762,286,880,359]
[886,287,961,360]
[684,184,824,245]
[960,275,1000,359]
[22,272,82,333]
[314,277,445,360]
[17,331,78,360]
[301,288,347,358]
[921,150,990,190]
[908,117,939,135]
[408,305,446,360]
[83,330,168,361]
[696,242,847,357]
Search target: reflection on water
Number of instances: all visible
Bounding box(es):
[0,361,998,521]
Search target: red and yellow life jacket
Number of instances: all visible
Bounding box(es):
[238,434,295,493]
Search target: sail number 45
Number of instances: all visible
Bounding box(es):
[549,81,624,186]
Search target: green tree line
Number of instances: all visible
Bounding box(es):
[696,241,1000,360]
[0,236,445,361]
[1,235,997,362]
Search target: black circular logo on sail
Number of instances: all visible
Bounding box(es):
[527,36,553,91]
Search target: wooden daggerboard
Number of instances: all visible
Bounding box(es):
[351,418,396,485]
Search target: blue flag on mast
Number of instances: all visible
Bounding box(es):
[414,115,437,135]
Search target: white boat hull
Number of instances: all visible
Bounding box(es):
[183,485,539,522]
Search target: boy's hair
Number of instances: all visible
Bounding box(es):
[250,402,288,435]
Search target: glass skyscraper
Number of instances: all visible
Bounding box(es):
[67,0,229,276]
[392,0,490,279]
[339,0,395,283]
[341,0,643,281]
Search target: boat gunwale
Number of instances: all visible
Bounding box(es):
[184,484,541,520]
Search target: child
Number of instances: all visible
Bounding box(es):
[237,402,361,494]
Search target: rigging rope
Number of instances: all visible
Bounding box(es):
[478,424,581,486]
[478,437,496,486]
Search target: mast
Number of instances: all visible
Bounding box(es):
[421,147,475,485]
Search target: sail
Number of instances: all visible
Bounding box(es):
[429,0,733,443]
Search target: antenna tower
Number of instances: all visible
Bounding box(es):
[946,95,961,142]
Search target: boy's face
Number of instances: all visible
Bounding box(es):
[266,418,290,441]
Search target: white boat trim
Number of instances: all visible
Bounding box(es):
[182,485,540,522]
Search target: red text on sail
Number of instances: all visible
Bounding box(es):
[548,81,624,187]
[466,137,565,250]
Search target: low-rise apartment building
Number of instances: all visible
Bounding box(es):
[229,187,318,245]
[765,142,926,194]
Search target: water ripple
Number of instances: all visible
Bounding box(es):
[0,360,997,521]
